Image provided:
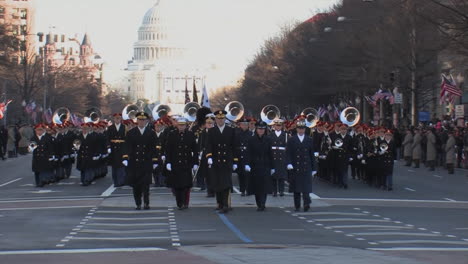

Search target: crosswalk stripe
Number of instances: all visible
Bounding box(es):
[377,240,468,245]
[91,217,168,221]
[296,212,367,216]
[313,218,391,222]
[95,210,168,214]
[326,225,412,229]
[71,236,171,241]
[80,229,168,234]
[87,223,168,227]
[351,232,442,237]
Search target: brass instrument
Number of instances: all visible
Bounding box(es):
[261,105,280,125]
[52,107,70,125]
[380,142,389,152]
[28,141,38,152]
[340,107,360,127]
[334,138,344,148]
[152,104,171,121]
[73,139,81,150]
[183,102,201,122]
[301,107,319,128]
[122,104,140,121]
[225,101,244,122]
[84,107,101,124]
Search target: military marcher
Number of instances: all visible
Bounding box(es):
[329,123,352,189]
[122,112,158,210]
[107,113,127,187]
[269,118,288,196]
[76,123,100,186]
[235,117,252,196]
[205,110,238,214]
[198,114,215,197]
[318,122,332,182]
[286,120,316,212]
[152,119,168,187]
[426,128,437,171]
[245,121,273,211]
[445,129,456,174]
[61,122,76,178]
[30,124,55,187]
[363,129,378,186]
[165,117,198,210]
[402,128,413,166]
[50,125,64,182]
[381,130,395,191]
[353,125,367,181]
[412,128,422,168]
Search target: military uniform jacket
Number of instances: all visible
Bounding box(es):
[107,124,126,167]
[60,131,76,165]
[154,129,168,167]
[286,134,316,193]
[269,130,288,179]
[380,138,395,168]
[123,126,158,186]
[206,125,238,192]
[31,133,55,172]
[165,129,198,188]
[76,133,99,171]
[235,129,252,166]
[96,132,108,166]
[246,134,273,195]
[329,133,352,167]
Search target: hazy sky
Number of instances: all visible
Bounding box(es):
[35,0,338,83]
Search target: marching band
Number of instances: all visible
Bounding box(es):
[28,102,398,212]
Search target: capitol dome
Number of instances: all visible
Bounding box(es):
[132,0,186,64]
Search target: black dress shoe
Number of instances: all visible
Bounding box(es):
[273,193,278,197]
[304,205,310,212]
[144,204,150,210]
[294,207,301,212]
[279,192,284,197]
[221,207,229,214]
[241,192,246,197]
[135,206,141,210]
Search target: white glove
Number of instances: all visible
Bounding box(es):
[28,146,34,152]
[61,156,66,162]
[193,164,199,171]
[153,164,158,170]
[287,164,293,170]
[207,158,213,165]
[314,152,319,157]
[107,148,112,154]
[361,160,366,164]
[349,158,353,162]
[271,169,275,175]
[357,154,363,159]
[166,163,172,171]
[122,160,128,167]
[233,164,238,171]
[161,155,166,162]
[312,171,317,177]
[64,155,69,159]
[48,156,55,161]
[92,156,99,161]
[245,165,251,172]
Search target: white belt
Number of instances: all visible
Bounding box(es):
[272,147,286,150]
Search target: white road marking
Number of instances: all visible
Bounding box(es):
[0,205,94,211]
[232,186,241,194]
[408,170,415,172]
[313,218,391,223]
[455,228,468,230]
[418,228,427,231]
[297,212,366,216]
[71,236,171,241]
[95,210,167,214]
[377,240,468,245]
[80,229,168,234]
[444,198,456,202]
[90,217,168,221]
[369,247,468,251]
[0,198,102,203]
[351,232,442,237]
[100,185,116,197]
[310,193,321,199]
[446,235,457,238]
[0,178,22,187]
[326,225,412,229]
[0,247,166,255]
[179,229,216,232]
[272,229,305,231]
[87,223,169,227]
[29,190,62,194]
[356,238,366,241]
[433,175,443,178]
[20,184,34,187]
[404,187,416,192]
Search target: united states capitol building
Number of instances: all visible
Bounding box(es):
[124,0,206,112]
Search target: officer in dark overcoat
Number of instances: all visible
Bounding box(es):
[122,112,158,210]
[235,117,252,196]
[269,118,288,196]
[205,110,238,213]
[286,120,316,212]
[381,129,395,190]
[107,113,127,187]
[198,114,215,197]
[245,121,273,211]
[165,117,198,209]
[152,119,168,187]
[30,123,55,187]
[76,122,99,186]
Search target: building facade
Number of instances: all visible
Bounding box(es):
[124,0,204,114]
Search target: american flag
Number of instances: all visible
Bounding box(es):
[440,74,461,104]
[365,96,377,107]
[0,100,12,120]
[372,89,395,104]
[184,78,190,104]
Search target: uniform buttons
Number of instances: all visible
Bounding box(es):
[223,159,226,162]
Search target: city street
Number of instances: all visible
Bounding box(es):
[0,155,468,263]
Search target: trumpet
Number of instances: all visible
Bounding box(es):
[261,105,280,125]
[73,139,82,150]
[28,141,38,152]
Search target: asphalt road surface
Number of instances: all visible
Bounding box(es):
[1,154,468,264]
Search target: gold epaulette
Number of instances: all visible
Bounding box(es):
[111,139,125,143]
[233,158,239,162]
[122,155,129,159]
[155,145,162,150]
[152,158,158,162]
[206,153,213,158]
